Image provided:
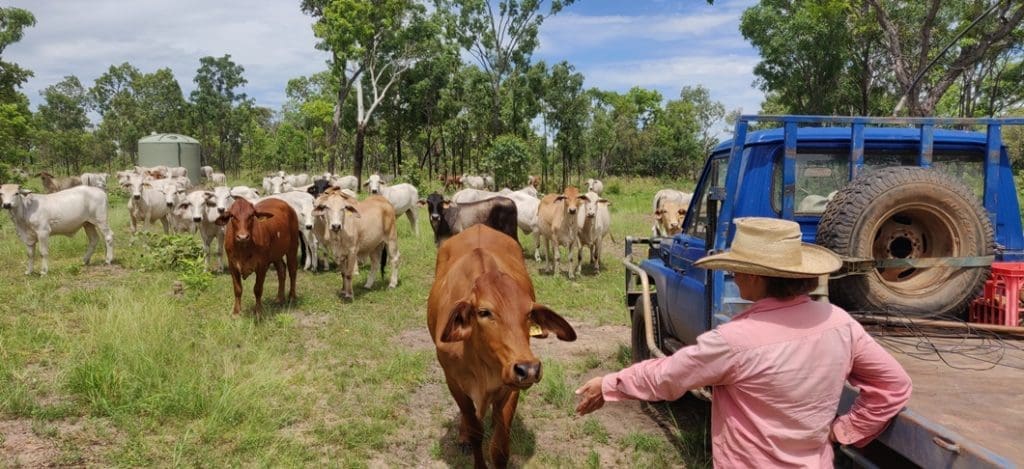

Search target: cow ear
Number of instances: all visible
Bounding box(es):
[530,305,577,342]
[344,205,361,218]
[417,198,426,206]
[555,195,567,201]
[441,301,475,343]
[215,214,232,226]
[677,208,686,215]
[362,179,369,186]
[177,202,190,210]
[598,199,610,205]
[654,209,664,215]
[442,201,451,209]
[255,211,275,221]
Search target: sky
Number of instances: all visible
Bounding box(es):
[5,0,764,130]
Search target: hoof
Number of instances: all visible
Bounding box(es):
[457,442,473,455]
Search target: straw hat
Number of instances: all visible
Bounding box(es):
[694,217,842,278]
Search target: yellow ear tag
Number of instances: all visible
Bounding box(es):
[529,321,544,337]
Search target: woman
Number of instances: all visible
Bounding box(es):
[575,217,912,467]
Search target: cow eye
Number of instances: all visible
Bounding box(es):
[478,309,493,319]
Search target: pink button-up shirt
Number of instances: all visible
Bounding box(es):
[602,296,912,468]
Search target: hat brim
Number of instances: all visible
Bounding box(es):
[694,243,843,278]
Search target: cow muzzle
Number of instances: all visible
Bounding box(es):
[217,207,226,214]
[133,194,141,200]
[192,217,202,223]
[1,202,11,209]
[331,223,341,232]
[166,202,174,208]
[512,361,542,387]
[305,224,313,230]
[430,213,441,221]
[568,208,577,214]
[235,233,250,242]
[370,189,380,195]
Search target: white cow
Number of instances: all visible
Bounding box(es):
[124,175,183,233]
[285,173,310,188]
[461,174,486,189]
[81,172,108,189]
[451,188,500,205]
[261,191,319,271]
[652,189,693,237]
[210,172,227,185]
[177,190,227,271]
[168,166,188,179]
[585,178,604,195]
[576,191,612,272]
[500,188,543,261]
[364,174,420,235]
[210,186,235,215]
[200,166,214,180]
[331,174,358,192]
[0,184,114,275]
[229,186,260,201]
[267,176,287,194]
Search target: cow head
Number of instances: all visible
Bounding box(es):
[307,179,331,198]
[269,176,286,195]
[157,183,183,208]
[365,174,384,195]
[440,271,576,388]
[580,192,610,220]
[421,192,449,227]
[212,186,235,214]
[555,186,584,216]
[0,184,31,209]
[216,197,273,243]
[655,202,687,236]
[179,190,216,223]
[313,192,359,233]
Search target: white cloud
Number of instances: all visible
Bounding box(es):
[538,11,738,56]
[5,0,330,112]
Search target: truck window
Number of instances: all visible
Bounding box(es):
[684,156,728,238]
[771,151,850,215]
[933,150,984,199]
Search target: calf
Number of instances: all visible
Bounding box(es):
[652,189,692,237]
[313,191,400,298]
[420,192,518,247]
[218,197,299,318]
[440,174,461,192]
[0,184,114,275]
[177,190,226,271]
[365,174,420,235]
[124,175,183,233]
[200,165,214,180]
[576,191,612,273]
[428,225,576,468]
[537,186,585,279]
[585,178,604,195]
[38,172,82,193]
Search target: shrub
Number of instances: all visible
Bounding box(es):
[134,233,212,292]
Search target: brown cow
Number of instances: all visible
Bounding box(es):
[536,186,586,279]
[440,174,462,193]
[37,172,82,193]
[217,197,299,319]
[428,225,576,468]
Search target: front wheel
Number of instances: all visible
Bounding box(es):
[631,294,657,363]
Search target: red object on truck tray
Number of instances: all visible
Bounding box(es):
[969,262,1024,326]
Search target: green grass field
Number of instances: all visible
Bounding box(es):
[0,177,711,467]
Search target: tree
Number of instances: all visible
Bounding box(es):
[303,0,440,184]
[435,0,576,138]
[189,55,251,171]
[544,61,588,188]
[868,0,1024,116]
[0,6,36,177]
[482,134,530,189]
[36,76,92,173]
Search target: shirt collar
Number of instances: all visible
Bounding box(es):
[733,295,812,321]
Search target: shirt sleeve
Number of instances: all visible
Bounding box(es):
[831,323,913,447]
[601,330,733,402]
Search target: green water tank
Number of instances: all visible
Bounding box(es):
[137,133,201,185]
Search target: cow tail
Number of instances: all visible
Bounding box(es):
[380,247,388,278]
[298,230,307,267]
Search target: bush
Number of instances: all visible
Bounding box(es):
[482,135,531,189]
[133,233,213,292]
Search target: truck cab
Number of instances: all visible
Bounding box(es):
[625,115,1024,467]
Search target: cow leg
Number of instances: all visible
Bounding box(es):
[446,381,485,467]
[273,259,286,304]
[490,391,520,469]
[406,209,418,236]
[594,241,602,270]
[341,257,354,299]
[23,240,36,275]
[82,223,99,265]
[37,230,51,276]
[253,266,267,320]
[365,251,379,289]
[216,230,226,273]
[532,231,541,262]
[159,216,169,234]
[387,242,399,289]
[99,221,114,265]
[286,245,298,303]
[230,268,244,316]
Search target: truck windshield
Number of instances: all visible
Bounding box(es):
[685,156,728,237]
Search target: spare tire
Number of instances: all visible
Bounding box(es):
[817,166,994,318]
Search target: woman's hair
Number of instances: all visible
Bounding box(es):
[764,276,819,299]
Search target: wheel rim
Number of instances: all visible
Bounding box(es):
[868,204,961,295]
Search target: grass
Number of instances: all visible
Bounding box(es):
[0,175,710,466]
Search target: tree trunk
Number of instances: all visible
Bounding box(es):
[354,122,367,187]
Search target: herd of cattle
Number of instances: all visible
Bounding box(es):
[0,166,698,467]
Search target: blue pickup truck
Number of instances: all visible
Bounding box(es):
[625,115,1024,467]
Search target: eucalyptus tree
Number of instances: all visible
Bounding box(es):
[543,61,588,188]
[189,55,252,171]
[434,0,577,139]
[0,6,36,176]
[36,76,92,173]
[303,0,441,184]
[284,71,338,170]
